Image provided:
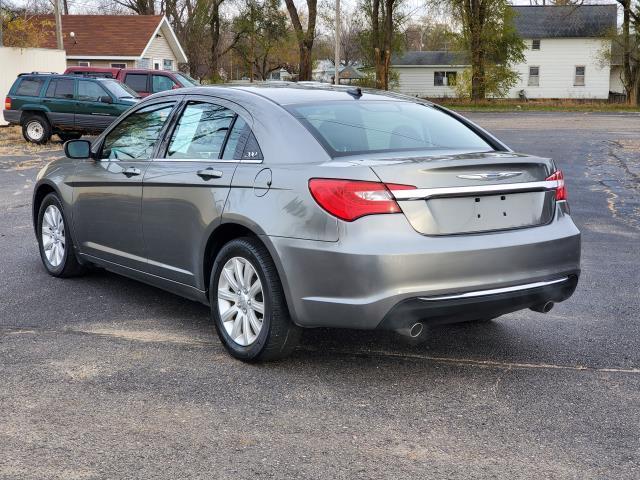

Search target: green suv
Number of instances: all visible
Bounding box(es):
[3,73,139,144]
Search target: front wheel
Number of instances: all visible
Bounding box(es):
[210,237,300,362]
[37,193,86,277]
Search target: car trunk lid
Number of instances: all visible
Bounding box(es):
[365,151,557,235]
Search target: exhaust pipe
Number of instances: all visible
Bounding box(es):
[396,322,424,338]
[531,301,554,313]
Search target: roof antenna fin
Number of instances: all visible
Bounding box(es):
[347,87,362,98]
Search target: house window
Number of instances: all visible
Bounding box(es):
[111,63,126,69]
[574,66,585,86]
[434,71,458,86]
[163,59,174,71]
[528,66,540,86]
[532,39,541,50]
[77,61,90,67]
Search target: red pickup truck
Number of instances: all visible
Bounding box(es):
[64,67,199,97]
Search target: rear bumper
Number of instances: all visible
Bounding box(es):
[378,275,579,331]
[3,109,21,124]
[266,202,581,330]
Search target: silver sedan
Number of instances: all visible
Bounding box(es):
[32,85,581,361]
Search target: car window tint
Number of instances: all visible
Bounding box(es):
[152,75,176,93]
[221,117,248,159]
[125,74,148,92]
[101,102,175,160]
[289,101,492,156]
[16,77,45,96]
[45,79,75,99]
[77,80,108,102]
[166,102,235,160]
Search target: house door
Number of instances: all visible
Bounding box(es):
[153,58,161,70]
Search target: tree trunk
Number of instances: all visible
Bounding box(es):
[284,0,317,82]
[210,1,222,82]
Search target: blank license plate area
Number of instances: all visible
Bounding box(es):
[426,192,546,234]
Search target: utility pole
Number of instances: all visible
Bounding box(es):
[53,0,64,50]
[334,0,340,85]
[0,0,4,47]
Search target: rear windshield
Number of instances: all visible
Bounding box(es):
[102,80,139,99]
[287,101,493,156]
[173,72,199,86]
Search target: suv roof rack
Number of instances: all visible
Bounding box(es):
[18,72,59,76]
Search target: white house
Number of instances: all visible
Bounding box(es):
[393,5,618,99]
[35,15,187,71]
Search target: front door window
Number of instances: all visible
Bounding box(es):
[101,102,175,160]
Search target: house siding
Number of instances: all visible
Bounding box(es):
[609,66,625,94]
[67,60,136,68]
[393,66,464,97]
[508,38,611,99]
[140,27,177,70]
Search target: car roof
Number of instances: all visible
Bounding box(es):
[150,83,432,106]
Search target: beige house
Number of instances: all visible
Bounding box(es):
[37,15,187,71]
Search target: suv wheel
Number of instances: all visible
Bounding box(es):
[37,193,86,277]
[210,237,301,362]
[22,114,51,144]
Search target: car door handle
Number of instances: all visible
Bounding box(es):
[122,167,142,177]
[197,167,223,180]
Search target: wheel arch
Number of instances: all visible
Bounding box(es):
[201,220,296,323]
[32,182,59,236]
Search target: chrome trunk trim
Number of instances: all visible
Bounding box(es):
[392,180,558,201]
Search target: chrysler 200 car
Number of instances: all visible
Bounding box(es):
[32,85,581,361]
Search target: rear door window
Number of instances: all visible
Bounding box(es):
[152,75,177,93]
[222,117,263,161]
[15,77,45,96]
[166,102,235,160]
[45,79,75,99]
[124,74,148,92]
[101,102,175,160]
[77,80,109,102]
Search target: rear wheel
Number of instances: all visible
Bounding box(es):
[37,193,86,277]
[22,114,51,144]
[210,237,300,362]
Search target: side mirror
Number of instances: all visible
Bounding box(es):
[64,139,91,159]
[99,95,113,104]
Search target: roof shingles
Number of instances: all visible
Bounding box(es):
[35,15,163,57]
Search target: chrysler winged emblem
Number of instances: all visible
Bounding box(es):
[457,171,523,181]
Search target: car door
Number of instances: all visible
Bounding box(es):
[71,100,177,270]
[141,98,243,288]
[74,79,121,131]
[42,77,76,129]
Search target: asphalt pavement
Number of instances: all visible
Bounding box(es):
[1,113,639,479]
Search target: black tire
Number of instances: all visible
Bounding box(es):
[210,237,301,362]
[58,132,82,142]
[22,113,52,144]
[36,193,86,277]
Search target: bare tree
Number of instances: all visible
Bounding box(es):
[283,0,318,80]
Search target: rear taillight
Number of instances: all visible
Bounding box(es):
[4,97,11,110]
[308,178,415,221]
[546,170,567,201]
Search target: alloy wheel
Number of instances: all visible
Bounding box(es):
[217,256,265,346]
[41,205,66,267]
